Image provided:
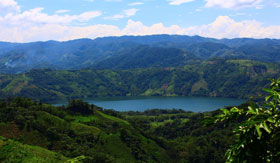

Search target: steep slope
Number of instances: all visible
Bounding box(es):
[237,42,280,62]
[0,35,280,73]
[0,39,139,73]
[0,136,68,163]
[0,98,170,162]
[0,59,279,101]
[92,46,197,69]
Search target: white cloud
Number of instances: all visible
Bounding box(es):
[167,0,195,5]
[205,0,264,9]
[105,14,124,20]
[185,16,280,39]
[124,8,138,17]
[78,11,102,21]
[55,10,70,14]
[128,2,144,6]
[1,2,280,43]
[121,20,182,35]
[229,12,246,17]
[0,1,102,42]
[105,8,138,20]
[0,8,101,26]
[0,0,20,15]
[3,15,280,43]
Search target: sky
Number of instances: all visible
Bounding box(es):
[0,0,280,42]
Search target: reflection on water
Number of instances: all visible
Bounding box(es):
[51,96,245,112]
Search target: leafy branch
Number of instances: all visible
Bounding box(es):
[215,78,280,163]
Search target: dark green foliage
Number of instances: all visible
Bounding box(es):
[67,99,93,115]
[1,35,280,162]
[120,129,147,161]
[121,109,235,163]
[0,59,279,102]
[3,96,275,163]
[1,35,280,74]
[238,42,280,62]
[0,96,240,163]
[214,78,280,162]
[0,98,170,163]
[92,46,197,69]
[0,136,68,163]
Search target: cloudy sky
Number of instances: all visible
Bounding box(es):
[0,0,279,42]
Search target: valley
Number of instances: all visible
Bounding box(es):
[1,35,280,162]
[1,0,280,161]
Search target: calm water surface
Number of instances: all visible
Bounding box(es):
[51,96,245,112]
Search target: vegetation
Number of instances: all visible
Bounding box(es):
[0,96,237,162]
[1,35,280,74]
[213,78,280,162]
[91,46,197,69]
[0,59,279,102]
[1,79,280,162]
[1,35,280,162]
[119,108,238,163]
[67,99,97,115]
[0,136,68,163]
[0,97,170,162]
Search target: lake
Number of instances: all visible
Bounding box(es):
[51,96,245,112]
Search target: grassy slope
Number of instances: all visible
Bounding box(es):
[0,136,68,163]
[0,100,170,163]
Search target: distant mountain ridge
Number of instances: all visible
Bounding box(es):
[0,35,280,73]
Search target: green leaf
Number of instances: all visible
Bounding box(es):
[221,108,230,115]
[262,122,271,134]
[230,107,239,113]
[247,107,256,114]
[255,124,262,139]
[265,95,273,102]
[263,88,275,94]
[267,117,274,123]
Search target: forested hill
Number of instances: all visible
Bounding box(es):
[91,46,197,69]
[1,35,280,73]
[0,59,279,102]
[0,98,171,162]
[0,97,239,162]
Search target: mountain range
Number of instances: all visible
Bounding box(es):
[1,35,280,73]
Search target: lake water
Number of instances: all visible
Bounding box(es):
[51,96,245,112]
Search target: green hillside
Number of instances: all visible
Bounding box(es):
[0,59,279,102]
[0,97,170,163]
[1,35,280,74]
[0,136,68,163]
[0,97,237,162]
[1,80,279,162]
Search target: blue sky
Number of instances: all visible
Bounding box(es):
[0,0,280,42]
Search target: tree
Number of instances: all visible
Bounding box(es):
[67,99,93,115]
[214,78,280,162]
